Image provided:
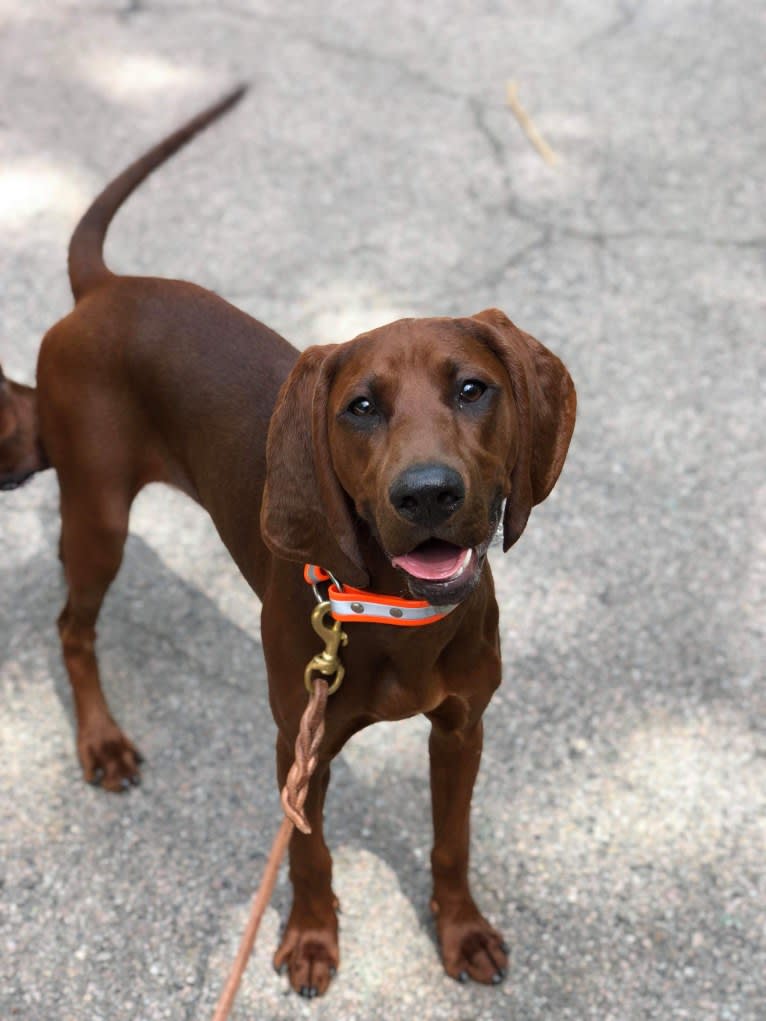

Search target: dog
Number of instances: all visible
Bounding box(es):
[0,86,576,997]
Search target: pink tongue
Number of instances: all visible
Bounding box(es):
[391,544,469,581]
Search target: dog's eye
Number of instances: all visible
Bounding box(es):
[458,380,487,404]
[347,396,376,417]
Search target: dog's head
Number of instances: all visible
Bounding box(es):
[0,367,47,490]
[261,309,576,603]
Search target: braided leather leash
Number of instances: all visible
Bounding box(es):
[281,677,330,833]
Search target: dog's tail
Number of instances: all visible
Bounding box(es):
[0,365,49,490]
[67,83,248,302]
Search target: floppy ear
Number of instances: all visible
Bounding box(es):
[260,344,369,586]
[472,308,576,551]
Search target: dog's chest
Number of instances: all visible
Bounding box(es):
[346,655,457,723]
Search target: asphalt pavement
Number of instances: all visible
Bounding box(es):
[1,2,763,1019]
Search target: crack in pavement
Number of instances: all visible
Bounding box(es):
[575,0,641,53]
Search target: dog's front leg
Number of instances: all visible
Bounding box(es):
[427,716,508,985]
[273,733,339,998]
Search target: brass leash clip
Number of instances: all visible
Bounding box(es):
[304,600,349,696]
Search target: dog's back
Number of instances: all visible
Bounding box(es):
[37,273,295,588]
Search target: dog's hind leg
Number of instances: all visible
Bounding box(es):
[56,468,142,791]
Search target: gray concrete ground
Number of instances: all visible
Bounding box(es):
[1,1,764,1019]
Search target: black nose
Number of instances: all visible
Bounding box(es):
[389,463,466,527]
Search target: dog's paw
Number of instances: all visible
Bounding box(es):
[77,721,143,792]
[431,897,508,986]
[273,915,339,998]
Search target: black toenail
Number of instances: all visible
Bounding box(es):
[457,970,469,983]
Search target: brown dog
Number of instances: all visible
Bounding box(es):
[1,88,576,997]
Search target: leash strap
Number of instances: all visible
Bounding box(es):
[304,564,457,626]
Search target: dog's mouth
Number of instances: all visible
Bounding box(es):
[390,538,486,604]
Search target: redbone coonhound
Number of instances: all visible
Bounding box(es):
[0,87,576,997]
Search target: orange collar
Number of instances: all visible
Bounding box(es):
[304,564,458,627]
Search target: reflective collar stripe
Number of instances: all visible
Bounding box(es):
[327,590,457,626]
[303,564,457,627]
